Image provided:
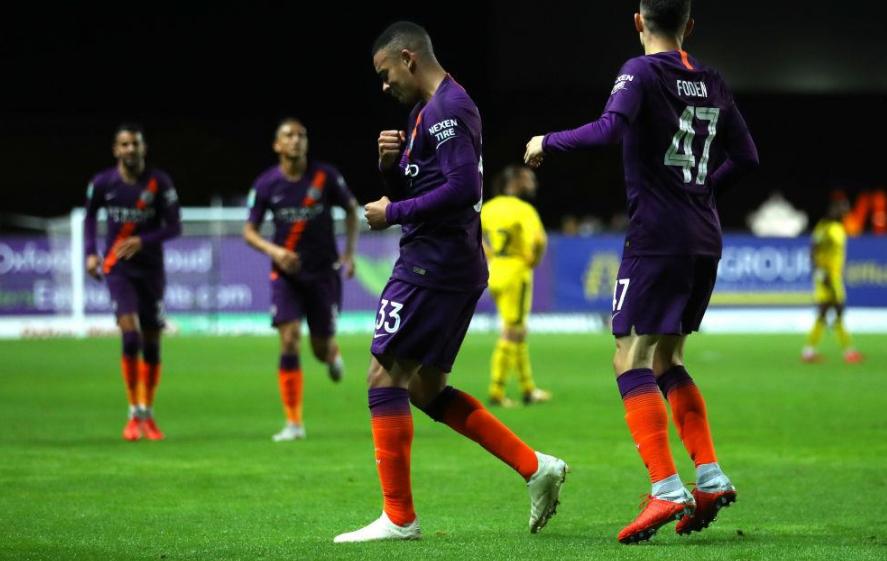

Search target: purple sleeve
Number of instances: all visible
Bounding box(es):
[140,181,182,245]
[602,59,646,122]
[386,162,480,225]
[84,179,102,256]
[542,112,628,152]
[710,103,759,190]
[385,105,481,225]
[246,181,269,226]
[327,167,357,208]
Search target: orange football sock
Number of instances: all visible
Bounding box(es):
[369,387,416,526]
[278,354,303,424]
[423,386,539,480]
[617,369,677,483]
[657,366,717,466]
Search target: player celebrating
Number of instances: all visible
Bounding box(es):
[525,0,759,543]
[481,165,551,407]
[84,123,182,441]
[333,22,567,543]
[243,118,359,442]
[802,192,863,364]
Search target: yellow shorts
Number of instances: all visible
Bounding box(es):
[813,270,845,304]
[489,263,533,328]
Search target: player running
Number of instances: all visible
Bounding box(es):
[243,118,359,442]
[802,192,863,364]
[481,165,551,407]
[333,21,567,543]
[84,123,182,441]
[525,0,759,543]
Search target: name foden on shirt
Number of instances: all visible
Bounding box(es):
[676,80,708,98]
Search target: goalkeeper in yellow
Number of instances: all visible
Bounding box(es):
[481,165,551,406]
[802,193,863,364]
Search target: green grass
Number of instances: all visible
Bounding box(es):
[1,332,885,560]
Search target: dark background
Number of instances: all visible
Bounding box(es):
[3,1,886,230]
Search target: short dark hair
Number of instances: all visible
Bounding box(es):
[275,117,305,138]
[372,21,434,58]
[493,164,531,196]
[113,122,144,143]
[640,0,691,36]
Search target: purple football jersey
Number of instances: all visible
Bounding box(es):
[84,167,181,273]
[382,75,488,292]
[546,51,757,258]
[603,51,754,257]
[247,161,355,276]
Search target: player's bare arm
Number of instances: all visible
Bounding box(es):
[242,222,300,274]
[340,199,360,278]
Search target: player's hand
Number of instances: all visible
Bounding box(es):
[378,130,406,171]
[365,196,391,230]
[339,252,356,279]
[272,246,301,274]
[85,254,102,280]
[115,237,142,260]
[524,136,546,168]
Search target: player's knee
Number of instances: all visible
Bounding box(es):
[310,338,331,362]
[503,326,526,342]
[414,385,455,421]
[278,326,300,353]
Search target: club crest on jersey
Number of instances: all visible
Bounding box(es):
[404,164,420,178]
[307,186,323,200]
[139,190,156,205]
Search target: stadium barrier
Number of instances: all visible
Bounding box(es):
[0,208,885,337]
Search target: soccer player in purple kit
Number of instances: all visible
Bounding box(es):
[243,117,359,442]
[333,22,567,544]
[84,124,182,441]
[525,0,759,544]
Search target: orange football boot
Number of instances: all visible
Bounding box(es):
[618,495,694,544]
[676,487,737,535]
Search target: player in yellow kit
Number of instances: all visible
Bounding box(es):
[481,165,551,406]
[802,193,863,364]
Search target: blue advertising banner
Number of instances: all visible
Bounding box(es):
[547,234,887,311]
[1,233,885,316]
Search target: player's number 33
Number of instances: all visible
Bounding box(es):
[375,299,404,334]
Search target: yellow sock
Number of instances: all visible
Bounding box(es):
[806,317,826,347]
[489,339,512,400]
[515,341,536,395]
[834,318,852,349]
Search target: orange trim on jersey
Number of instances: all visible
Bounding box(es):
[680,50,694,70]
[103,177,159,274]
[271,169,328,279]
[404,108,426,159]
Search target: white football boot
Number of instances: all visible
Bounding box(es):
[333,512,421,543]
[527,451,569,533]
[271,422,305,442]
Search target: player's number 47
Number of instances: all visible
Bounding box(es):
[665,106,720,185]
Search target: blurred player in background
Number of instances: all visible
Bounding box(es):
[243,118,359,442]
[84,124,182,441]
[525,0,759,543]
[481,165,551,407]
[333,21,567,543]
[802,192,863,364]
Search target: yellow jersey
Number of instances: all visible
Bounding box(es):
[481,196,546,272]
[812,219,846,273]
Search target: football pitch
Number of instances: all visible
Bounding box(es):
[1,332,885,560]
